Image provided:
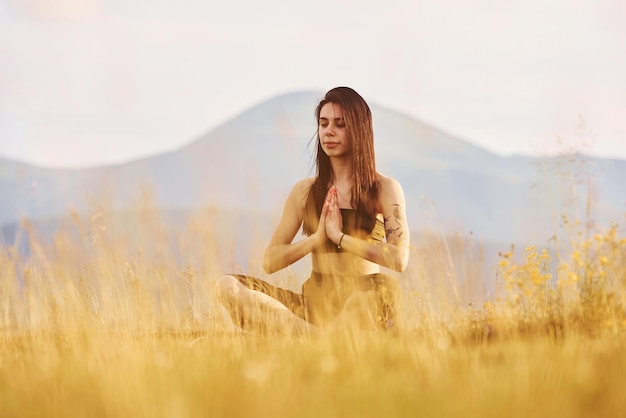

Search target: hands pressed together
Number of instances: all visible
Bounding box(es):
[315,186,344,247]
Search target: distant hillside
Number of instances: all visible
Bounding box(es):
[1,91,625,250]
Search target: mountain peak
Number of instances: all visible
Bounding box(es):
[1,90,623,250]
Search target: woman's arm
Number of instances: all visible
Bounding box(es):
[325,176,410,272]
[263,179,327,274]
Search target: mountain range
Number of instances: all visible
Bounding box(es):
[1,91,625,269]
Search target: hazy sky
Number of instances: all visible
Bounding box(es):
[1,0,625,168]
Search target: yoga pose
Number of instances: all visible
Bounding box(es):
[217,87,410,334]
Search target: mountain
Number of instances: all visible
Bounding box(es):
[1,91,625,251]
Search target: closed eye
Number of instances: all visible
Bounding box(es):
[319,118,345,128]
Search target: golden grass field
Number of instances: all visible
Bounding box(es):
[1,202,625,418]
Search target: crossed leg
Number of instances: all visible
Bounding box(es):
[216,275,381,336]
[216,275,316,336]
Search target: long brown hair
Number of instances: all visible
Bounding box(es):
[304,87,380,234]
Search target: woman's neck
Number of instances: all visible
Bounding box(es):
[329,157,353,185]
[329,158,353,208]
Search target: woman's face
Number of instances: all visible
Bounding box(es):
[318,102,351,158]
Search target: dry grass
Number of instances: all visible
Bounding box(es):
[1,201,626,418]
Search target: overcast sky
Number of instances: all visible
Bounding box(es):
[1,0,625,168]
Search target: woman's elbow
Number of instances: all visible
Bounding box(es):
[262,252,274,274]
[397,257,409,272]
[263,260,279,275]
[393,249,410,272]
[389,257,408,272]
[381,246,408,272]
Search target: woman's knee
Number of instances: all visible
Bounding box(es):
[216,275,242,301]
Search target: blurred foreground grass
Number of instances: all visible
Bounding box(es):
[2,330,626,418]
[1,205,625,418]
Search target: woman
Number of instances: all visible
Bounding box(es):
[217,87,410,334]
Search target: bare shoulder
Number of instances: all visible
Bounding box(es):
[291,177,315,199]
[295,177,315,190]
[376,172,405,201]
[288,177,315,214]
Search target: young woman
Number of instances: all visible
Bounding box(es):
[217,87,410,334]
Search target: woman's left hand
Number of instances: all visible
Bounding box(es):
[325,186,344,245]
